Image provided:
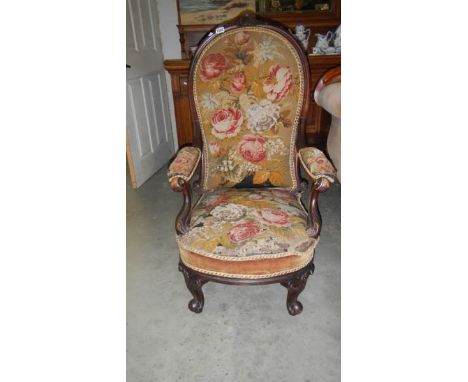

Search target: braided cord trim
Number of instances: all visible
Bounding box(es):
[180,252,315,279]
[176,235,319,261]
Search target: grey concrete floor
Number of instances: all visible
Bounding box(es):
[127,166,341,382]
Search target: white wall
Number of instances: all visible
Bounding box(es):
[155,0,181,151]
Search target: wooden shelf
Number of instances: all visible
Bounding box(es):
[177,1,340,57]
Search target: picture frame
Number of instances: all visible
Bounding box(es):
[177,0,256,26]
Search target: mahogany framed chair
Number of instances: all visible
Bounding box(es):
[167,12,336,316]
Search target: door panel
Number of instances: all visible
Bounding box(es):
[127,73,173,187]
[126,0,174,187]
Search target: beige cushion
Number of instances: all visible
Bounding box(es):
[315,82,341,181]
[316,82,341,118]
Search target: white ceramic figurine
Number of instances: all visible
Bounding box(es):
[333,25,341,48]
[315,31,333,50]
[291,24,311,51]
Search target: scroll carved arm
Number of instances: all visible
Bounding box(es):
[167,146,201,235]
[171,178,193,236]
[297,147,335,238]
[307,177,331,238]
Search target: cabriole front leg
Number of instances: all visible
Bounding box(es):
[178,262,208,313]
[281,262,315,316]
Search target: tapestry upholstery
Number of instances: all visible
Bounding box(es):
[177,188,318,263]
[167,146,201,184]
[298,147,336,182]
[192,27,305,191]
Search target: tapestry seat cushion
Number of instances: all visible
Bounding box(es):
[177,188,317,278]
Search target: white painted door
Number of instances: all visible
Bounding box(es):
[126,0,174,188]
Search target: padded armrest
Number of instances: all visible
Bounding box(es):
[298,147,336,183]
[167,146,201,188]
[315,82,341,118]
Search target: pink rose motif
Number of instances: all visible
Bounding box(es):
[271,189,291,199]
[204,194,231,208]
[173,157,189,165]
[248,193,264,201]
[231,72,246,93]
[208,141,221,157]
[263,64,293,101]
[200,53,226,81]
[211,107,243,139]
[228,221,260,243]
[315,157,334,172]
[256,208,289,226]
[234,31,250,45]
[169,156,190,174]
[238,135,267,163]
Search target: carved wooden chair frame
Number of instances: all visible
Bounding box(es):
[169,12,333,316]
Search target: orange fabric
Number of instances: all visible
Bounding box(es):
[180,249,314,279]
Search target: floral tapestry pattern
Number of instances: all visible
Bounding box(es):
[298,147,336,182]
[167,146,201,182]
[177,188,317,259]
[193,27,304,190]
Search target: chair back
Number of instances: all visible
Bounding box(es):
[189,14,310,191]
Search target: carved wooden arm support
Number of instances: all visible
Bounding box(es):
[307,177,331,238]
[170,178,193,235]
[167,147,201,235]
[297,147,336,238]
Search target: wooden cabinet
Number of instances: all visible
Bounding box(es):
[176,1,340,58]
[164,54,340,149]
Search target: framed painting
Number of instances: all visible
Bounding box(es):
[177,0,256,25]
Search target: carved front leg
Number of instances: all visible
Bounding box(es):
[281,263,315,316]
[178,262,208,313]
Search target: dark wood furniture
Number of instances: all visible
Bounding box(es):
[169,13,334,316]
[178,260,315,315]
[164,54,340,150]
[176,1,340,58]
[167,0,340,150]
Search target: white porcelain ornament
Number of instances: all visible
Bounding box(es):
[315,31,333,50]
[291,24,311,51]
[313,27,341,55]
[333,25,341,48]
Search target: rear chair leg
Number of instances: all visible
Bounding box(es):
[178,262,207,313]
[281,262,315,316]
